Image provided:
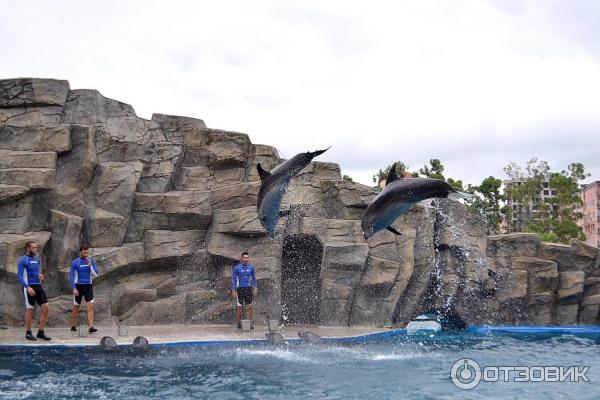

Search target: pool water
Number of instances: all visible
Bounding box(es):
[1,332,599,399]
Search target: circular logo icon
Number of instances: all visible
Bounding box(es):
[450,358,482,390]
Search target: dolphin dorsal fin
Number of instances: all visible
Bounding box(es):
[257,163,271,182]
[385,163,399,185]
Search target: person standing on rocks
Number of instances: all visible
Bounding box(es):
[231,252,258,329]
[17,241,51,341]
[69,245,99,334]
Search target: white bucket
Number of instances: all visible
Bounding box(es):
[118,324,129,337]
[78,325,88,337]
[268,319,279,331]
[241,319,252,332]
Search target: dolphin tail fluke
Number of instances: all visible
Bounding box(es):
[386,226,402,236]
[448,191,476,200]
[308,146,331,159]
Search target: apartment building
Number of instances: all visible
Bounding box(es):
[579,181,600,248]
[503,178,556,232]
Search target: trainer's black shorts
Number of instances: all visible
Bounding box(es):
[236,287,253,306]
[74,284,94,305]
[24,284,48,309]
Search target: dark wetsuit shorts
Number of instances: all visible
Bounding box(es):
[24,284,48,309]
[236,287,252,306]
[73,284,94,305]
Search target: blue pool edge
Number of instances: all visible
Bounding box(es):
[2,325,600,349]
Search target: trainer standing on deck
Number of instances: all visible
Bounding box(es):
[231,252,258,329]
[69,245,99,334]
[17,241,51,341]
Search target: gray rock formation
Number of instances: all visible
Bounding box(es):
[1,77,599,328]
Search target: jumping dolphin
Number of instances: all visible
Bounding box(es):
[256,147,330,238]
[361,163,473,239]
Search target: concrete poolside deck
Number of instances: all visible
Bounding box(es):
[4,324,599,347]
[0,324,396,347]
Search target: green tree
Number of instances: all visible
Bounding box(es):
[539,232,560,242]
[466,176,504,233]
[537,163,588,242]
[503,158,551,232]
[415,159,464,190]
[446,177,465,191]
[372,159,466,194]
[342,174,354,182]
[503,158,588,243]
[418,159,445,181]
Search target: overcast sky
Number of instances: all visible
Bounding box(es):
[2,0,599,186]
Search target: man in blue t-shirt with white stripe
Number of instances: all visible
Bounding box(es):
[231,252,258,329]
[17,241,51,341]
[69,245,100,333]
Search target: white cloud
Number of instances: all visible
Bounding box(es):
[1,0,599,186]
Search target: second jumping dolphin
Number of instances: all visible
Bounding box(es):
[361,162,473,239]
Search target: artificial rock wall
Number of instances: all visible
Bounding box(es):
[1,78,599,327]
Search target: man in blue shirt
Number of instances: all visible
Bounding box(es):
[231,252,258,329]
[17,241,51,341]
[69,245,99,333]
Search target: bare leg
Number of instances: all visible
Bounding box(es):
[236,306,242,322]
[246,304,252,321]
[39,303,49,330]
[87,302,94,327]
[25,309,34,331]
[70,304,80,327]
